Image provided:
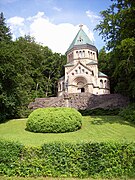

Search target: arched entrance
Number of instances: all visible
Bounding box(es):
[73,77,87,93]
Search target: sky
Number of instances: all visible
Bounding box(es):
[0,0,112,54]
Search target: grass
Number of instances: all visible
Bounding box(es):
[0,116,135,146]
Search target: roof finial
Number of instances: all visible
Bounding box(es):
[79,24,83,29]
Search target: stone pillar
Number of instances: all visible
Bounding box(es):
[64,92,69,107]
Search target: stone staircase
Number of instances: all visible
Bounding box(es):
[28,93,129,110]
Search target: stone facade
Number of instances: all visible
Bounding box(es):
[58,26,110,96]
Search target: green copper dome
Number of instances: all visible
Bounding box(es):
[67,27,94,52]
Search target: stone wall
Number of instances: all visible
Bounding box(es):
[28,93,129,110]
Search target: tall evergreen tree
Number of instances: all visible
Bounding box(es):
[0,12,12,42]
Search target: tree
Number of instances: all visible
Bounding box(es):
[0,33,66,121]
[0,41,32,121]
[113,38,135,98]
[0,12,12,42]
[15,36,66,97]
[0,13,66,121]
[42,53,66,96]
[98,47,117,93]
[98,47,109,73]
[95,0,135,50]
[95,0,135,99]
[0,13,16,121]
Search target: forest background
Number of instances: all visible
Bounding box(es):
[0,0,135,121]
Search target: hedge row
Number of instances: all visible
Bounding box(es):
[0,140,135,178]
[79,108,120,116]
[119,104,135,124]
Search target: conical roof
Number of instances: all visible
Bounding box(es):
[67,26,94,52]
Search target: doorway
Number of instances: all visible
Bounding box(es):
[81,88,85,92]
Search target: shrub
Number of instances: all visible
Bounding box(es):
[79,108,120,116]
[26,107,82,133]
[119,104,135,124]
[0,140,24,176]
[0,140,135,178]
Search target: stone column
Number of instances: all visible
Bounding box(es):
[64,92,69,107]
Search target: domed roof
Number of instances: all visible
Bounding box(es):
[67,25,94,52]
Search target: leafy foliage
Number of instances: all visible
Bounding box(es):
[0,12,12,42]
[0,140,135,178]
[113,38,135,98]
[119,104,135,124]
[79,108,120,116]
[98,48,117,93]
[98,47,109,74]
[0,13,66,122]
[95,0,135,50]
[95,0,135,99]
[26,107,82,133]
[0,140,24,176]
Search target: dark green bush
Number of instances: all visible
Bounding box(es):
[119,104,135,124]
[26,107,82,133]
[79,108,120,116]
[0,140,135,178]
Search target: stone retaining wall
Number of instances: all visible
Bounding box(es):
[28,93,129,110]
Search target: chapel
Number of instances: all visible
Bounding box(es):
[58,25,110,96]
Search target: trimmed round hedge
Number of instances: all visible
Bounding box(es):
[26,107,82,133]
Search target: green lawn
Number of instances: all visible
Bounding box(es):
[0,116,135,146]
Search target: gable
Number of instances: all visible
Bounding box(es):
[67,61,93,76]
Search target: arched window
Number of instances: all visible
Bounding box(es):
[79,51,82,58]
[93,53,95,60]
[104,80,107,88]
[76,51,78,58]
[75,69,78,74]
[88,51,90,59]
[78,66,81,73]
[62,82,65,90]
[83,50,85,57]
[90,52,92,59]
[100,79,103,88]
[60,83,61,91]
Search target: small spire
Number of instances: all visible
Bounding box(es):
[79,24,83,29]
